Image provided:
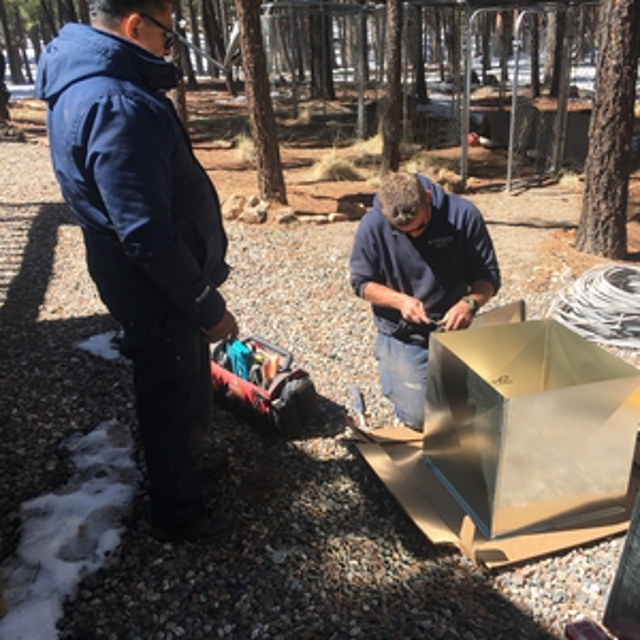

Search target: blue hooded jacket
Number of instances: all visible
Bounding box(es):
[350,175,500,344]
[36,23,229,332]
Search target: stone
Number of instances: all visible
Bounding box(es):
[336,200,367,219]
[274,208,297,224]
[297,214,329,224]
[221,194,246,220]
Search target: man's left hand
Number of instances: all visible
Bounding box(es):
[440,300,475,331]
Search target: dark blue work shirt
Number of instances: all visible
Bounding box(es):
[350,175,500,345]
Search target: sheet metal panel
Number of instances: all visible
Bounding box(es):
[425,319,640,539]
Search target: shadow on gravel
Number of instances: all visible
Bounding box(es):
[2,202,558,640]
[0,202,132,558]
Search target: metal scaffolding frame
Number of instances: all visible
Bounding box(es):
[253,0,597,185]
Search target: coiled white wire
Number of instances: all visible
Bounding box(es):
[548,264,640,349]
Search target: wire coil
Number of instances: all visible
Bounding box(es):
[548,264,640,349]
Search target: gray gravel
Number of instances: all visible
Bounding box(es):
[1,139,638,639]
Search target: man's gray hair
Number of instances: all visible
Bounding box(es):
[379,173,427,227]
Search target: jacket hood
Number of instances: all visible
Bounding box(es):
[36,22,181,102]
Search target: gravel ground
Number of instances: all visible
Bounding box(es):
[1,139,638,639]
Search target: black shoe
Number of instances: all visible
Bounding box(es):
[203,450,229,484]
[150,510,231,543]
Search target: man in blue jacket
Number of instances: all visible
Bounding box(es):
[36,0,237,541]
[350,172,500,430]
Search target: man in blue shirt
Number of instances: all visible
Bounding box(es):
[37,0,237,541]
[350,172,500,430]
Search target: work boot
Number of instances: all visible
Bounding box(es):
[150,509,231,543]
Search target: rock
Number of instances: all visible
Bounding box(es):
[328,213,349,223]
[296,214,329,224]
[274,208,297,224]
[436,168,464,194]
[336,200,367,219]
[239,200,268,224]
[222,194,246,220]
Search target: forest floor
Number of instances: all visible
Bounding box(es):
[8,80,640,265]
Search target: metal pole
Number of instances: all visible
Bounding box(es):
[357,7,366,139]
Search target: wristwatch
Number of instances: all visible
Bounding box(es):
[462,296,478,314]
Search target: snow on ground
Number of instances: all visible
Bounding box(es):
[0,340,140,640]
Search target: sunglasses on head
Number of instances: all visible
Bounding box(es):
[139,12,179,49]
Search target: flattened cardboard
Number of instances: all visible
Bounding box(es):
[357,435,638,568]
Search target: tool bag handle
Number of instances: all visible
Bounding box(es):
[244,336,293,371]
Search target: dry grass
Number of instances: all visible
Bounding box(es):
[233,134,256,165]
[309,153,363,182]
[557,169,584,191]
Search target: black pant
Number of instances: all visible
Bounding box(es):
[121,309,211,527]
[84,229,213,526]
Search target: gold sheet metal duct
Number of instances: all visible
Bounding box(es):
[425,319,640,540]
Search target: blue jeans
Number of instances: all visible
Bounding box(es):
[375,333,428,429]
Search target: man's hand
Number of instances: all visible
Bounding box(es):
[440,299,475,331]
[362,283,431,325]
[202,310,239,343]
[398,295,431,325]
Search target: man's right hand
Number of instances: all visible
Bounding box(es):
[362,282,431,325]
[398,295,431,325]
[202,310,239,343]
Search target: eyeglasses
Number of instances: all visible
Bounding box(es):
[139,12,179,49]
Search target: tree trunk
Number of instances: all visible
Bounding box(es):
[0,0,25,84]
[357,0,368,86]
[543,9,565,97]
[481,12,491,85]
[310,5,334,100]
[433,10,444,82]
[40,0,58,41]
[234,0,287,204]
[381,0,402,175]
[56,0,77,27]
[201,0,234,91]
[0,49,9,123]
[29,26,43,63]
[531,14,540,98]
[187,0,204,76]
[169,0,188,127]
[15,7,33,84]
[576,0,638,259]
[77,0,89,24]
[174,0,197,90]
[413,6,427,103]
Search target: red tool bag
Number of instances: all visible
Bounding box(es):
[210,337,318,437]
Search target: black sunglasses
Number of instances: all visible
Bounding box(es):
[139,12,179,49]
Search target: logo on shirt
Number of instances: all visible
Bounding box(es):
[426,236,453,249]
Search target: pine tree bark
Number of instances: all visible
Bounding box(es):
[543,10,565,97]
[187,0,204,76]
[381,0,402,175]
[234,0,287,204]
[169,0,188,127]
[576,0,638,258]
[530,14,540,98]
[0,0,25,84]
[309,5,334,100]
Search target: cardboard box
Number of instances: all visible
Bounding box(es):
[357,313,640,568]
